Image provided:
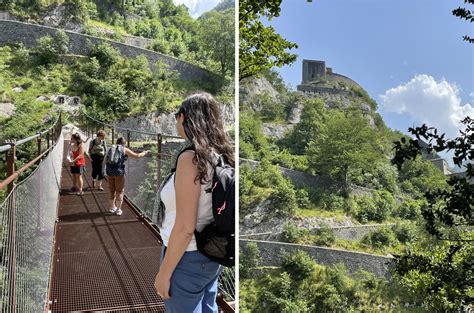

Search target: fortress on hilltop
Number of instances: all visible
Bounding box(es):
[297,59,362,95]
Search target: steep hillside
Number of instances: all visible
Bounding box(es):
[239,68,448,252]
[0,0,235,77]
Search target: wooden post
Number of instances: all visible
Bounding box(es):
[37,133,42,157]
[112,127,115,144]
[46,130,50,150]
[127,130,131,148]
[6,143,16,194]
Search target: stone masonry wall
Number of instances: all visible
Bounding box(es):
[0,20,219,84]
[241,239,393,278]
[240,158,331,189]
[241,223,395,241]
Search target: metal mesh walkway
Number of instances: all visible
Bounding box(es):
[49,140,165,312]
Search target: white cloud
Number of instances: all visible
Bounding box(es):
[380,74,473,137]
[173,0,221,18]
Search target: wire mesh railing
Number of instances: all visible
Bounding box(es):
[77,113,236,306]
[0,132,64,312]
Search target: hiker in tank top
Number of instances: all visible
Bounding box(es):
[88,130,107,191]
[69,133,86,196]
[106,137,150,216]
[154,93,235,313]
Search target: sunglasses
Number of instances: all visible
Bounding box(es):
[174,108,183,119]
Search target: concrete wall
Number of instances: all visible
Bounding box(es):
[0,20,219,84]
[241,239,393,278]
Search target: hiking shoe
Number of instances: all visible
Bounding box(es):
[115,209,123,216]
[109,207,118,214]
[98,186,104,191]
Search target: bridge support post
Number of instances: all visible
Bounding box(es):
[37,133,42,157]
[6,142,16,195]
[127,130,130,148]
[5,142,17,312]
[112,127,115,144]
[157,134,162,187]
[46,130,50,150]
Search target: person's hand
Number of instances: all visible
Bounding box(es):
[154,270,171,300]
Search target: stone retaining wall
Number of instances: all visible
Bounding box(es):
[241,223,395,241]
[0,19,219,84]
[240,239,393,278]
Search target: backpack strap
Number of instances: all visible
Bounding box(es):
[172,145,196,172]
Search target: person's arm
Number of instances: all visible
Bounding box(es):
[124,147,148,158]
[154,151,200,299]
[88,140,94,158]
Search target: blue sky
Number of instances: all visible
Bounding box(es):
[172,0,221,18]
[267,0,473,139]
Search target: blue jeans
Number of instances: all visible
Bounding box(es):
[160,246,222,313]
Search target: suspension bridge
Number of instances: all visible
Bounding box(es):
[0,111,235,312]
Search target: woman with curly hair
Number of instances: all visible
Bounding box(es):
[154,92,234,313]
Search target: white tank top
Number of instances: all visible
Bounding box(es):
[159,163,213,251]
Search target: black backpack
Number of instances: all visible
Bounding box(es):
[173,146,235,267]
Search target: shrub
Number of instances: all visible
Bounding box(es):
[281,223,308,243]
[295,188,311,208]
[321,194,346,211]
[282,250,315,282]
[240,242,261,279]
[354,191,395,223]
[394,199,423,220]
[361,227,397,249]
[89,42,120,69]
[313,224,335,246]
[392,223,417,244]
[269,179,297,217]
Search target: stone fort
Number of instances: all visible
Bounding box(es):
[297,59,362,95]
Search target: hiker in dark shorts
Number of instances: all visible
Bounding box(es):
[88,130,107,191]
[69,133,86,196]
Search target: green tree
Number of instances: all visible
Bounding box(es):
[392,117,474,309]
[307,111,382,192]
[198,9,235,77]
[239,0,298,80]
[240,242,261,279]
[280,97,326,155]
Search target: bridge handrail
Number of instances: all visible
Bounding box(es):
[0,111,62,192]
[80,112,182,139]
[0,111,61,153]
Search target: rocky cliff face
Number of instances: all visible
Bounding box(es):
[240,75,376,139]
[116,102,235,138]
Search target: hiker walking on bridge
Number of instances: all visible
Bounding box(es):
[88,130,107,191]
[154,93,235,313]
[106,137,150,216]
[69,133,86,196]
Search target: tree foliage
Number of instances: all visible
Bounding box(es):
[239,0,298,80]
[452,0,474,43]
[392,117,474,309]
